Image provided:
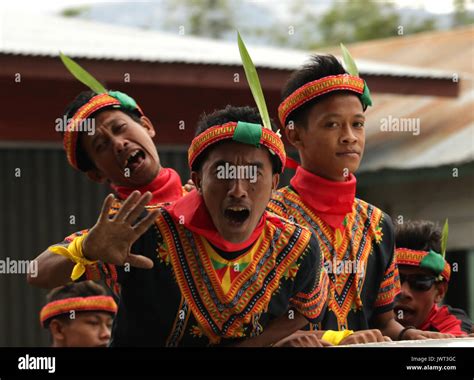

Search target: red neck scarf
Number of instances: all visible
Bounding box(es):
[419,304,467,336]
[112,167,183,205]
[166,189,267,252]
[290,166,356,230]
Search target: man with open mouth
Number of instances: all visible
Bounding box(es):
[28,56,190,289]
[267,49,455,345]
[29,105,329,347]
[394,220,472,336]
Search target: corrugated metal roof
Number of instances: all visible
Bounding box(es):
[0,9,454,79]
[340,26,474,171]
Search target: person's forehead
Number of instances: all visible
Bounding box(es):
[75,310,114,320]
[309,92,364,116]
[93,109,130,128]
[80,109,133,146]
[206,141,272,165]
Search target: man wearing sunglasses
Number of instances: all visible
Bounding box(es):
[394,221,473,336]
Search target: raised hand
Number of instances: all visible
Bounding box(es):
[82,191,159,269]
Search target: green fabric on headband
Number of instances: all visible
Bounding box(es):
[232,121,262,147]
[361,81,372,108]
[419,249,446,275]
[108,91,138,112]
[340,43,372,108]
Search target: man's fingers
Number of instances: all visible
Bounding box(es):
[98,194,115,223]
[114,190,141,221]
[383,336,392,342]
[124,192,153,224]
[126,254,154,269]
[375,332,385,343]
[320,339,333,347]
[133,209,160,236]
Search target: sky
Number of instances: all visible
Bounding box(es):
[2,0,473,15]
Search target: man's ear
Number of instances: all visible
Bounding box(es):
[191,171,202,193]
[285,124,304,149]
[434,281,448,303]
[140,116,156,138]
[86,169,107,184]
[49,319,66,344]
[272,173,280,191]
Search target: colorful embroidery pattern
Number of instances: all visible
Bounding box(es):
[166,297,191,347]
[290,266,329,322]
[278,74,365,126]
[374,256,400,309]
[155,209,314,344]
[187,122,286,173]
[40,295,117,327]
[396,248,451,282]
[269,187,385,330]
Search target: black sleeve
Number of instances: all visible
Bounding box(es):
[289,234,329,324]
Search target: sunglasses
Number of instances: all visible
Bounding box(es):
[399,273,437,292]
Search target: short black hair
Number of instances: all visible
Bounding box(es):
[44,281,109,328]
[192,105,282,174]
[395,220,442,253]
[46,281,107,303]
[281,54,362,128]
[62,90,142,171]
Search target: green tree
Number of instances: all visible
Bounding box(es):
[316,0,438,48]
[60,6,89,18]
[164,0,234,39]
[452,0,474,27]
[318,0,400,46]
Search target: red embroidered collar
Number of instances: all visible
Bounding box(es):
[290,166,356,230]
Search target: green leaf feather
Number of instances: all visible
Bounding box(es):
[237,32,271,130]
[60,52,107,94]
[441,219,449,258]
[340,43,359,77]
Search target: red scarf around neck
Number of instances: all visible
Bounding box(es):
[112,167,183,205]
[419,304,467,336]
[166,189,268,252]
[290,166,356,230]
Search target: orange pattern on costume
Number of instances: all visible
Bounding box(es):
[154,208,327,344]
[268,187,400,330]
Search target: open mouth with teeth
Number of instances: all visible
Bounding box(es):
[224,206,251,225]
[124,149,146,173]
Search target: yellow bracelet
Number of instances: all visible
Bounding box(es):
[321,329,354,345]
[49,234,97,281]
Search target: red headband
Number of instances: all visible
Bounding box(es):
[40,295,118,327]
[188,121,286,173]
[278,74,365,127]
[396,248,451,282]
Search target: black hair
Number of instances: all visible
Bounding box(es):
[395,220,442,253]
[192,105,282,174]
[44,281,109,328]
[61,90,142,171]
[281,54,362,128]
